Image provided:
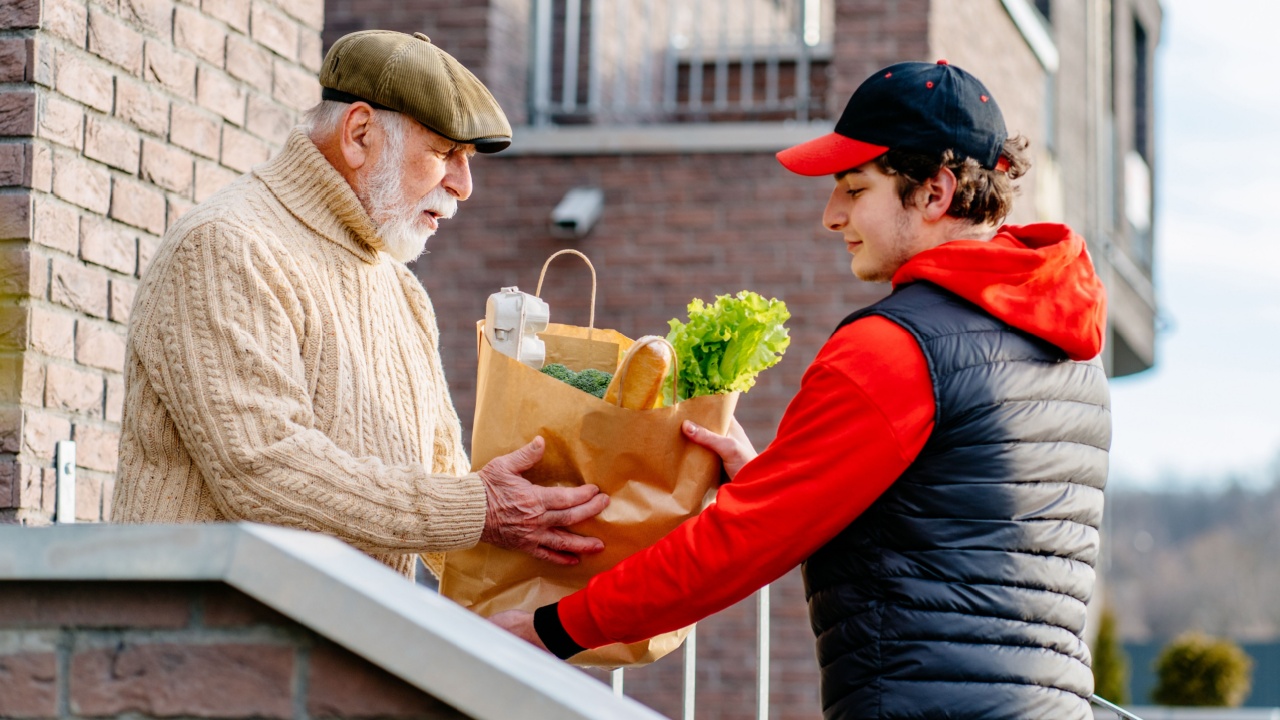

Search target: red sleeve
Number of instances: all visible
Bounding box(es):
[557,316,936,649]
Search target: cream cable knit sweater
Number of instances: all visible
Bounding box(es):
[111,130,486,579]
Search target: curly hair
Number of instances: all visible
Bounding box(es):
[873,135,1032,226]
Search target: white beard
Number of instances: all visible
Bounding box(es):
[369,184,458,263]
[359,118,459,263]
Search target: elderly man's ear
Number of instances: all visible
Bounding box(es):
[337,103,378,172]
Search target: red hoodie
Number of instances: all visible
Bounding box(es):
[541,223,1107,656]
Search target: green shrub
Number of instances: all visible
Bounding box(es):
[1152,632,1253,706]
[1091,607,1129,704]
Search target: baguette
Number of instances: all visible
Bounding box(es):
[604,335,673,409]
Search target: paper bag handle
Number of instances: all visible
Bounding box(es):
[535,249,597,332]
[612,335,680,407]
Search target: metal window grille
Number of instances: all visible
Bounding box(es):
[530,0,833,126]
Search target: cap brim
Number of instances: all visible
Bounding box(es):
[776,133,890,176]
[471,136,511,154]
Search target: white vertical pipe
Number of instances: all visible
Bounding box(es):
[562,0,582,112]
[765,1,779,107]
[531,0,554,125]
[688,0,703,110]
[796,0,811,121]
[613,0,627,112]
[55,440,75,524]
[588,0,602,113]
[639,0,655,111]
[682,624,698,720]
[611,668,624,697]
[714,0,729,109]
[741,0,755,109]
[663,0,678,111]
[757,585,771,720]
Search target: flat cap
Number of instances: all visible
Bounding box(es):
[320,30,512,153]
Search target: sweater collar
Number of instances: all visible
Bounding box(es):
[254,129,385,265]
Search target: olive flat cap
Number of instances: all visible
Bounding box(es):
[320,30,513,153]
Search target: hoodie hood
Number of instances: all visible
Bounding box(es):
[892,223,1107,361]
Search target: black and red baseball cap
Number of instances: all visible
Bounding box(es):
[777,60,1008,176]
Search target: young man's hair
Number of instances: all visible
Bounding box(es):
[874,135,1031,226]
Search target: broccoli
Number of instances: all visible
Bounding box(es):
[573,368,613,398]
[540,363,576,383]
[540,363,614,399]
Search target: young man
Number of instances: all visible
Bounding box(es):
[494,61,1110,719]
[112,31,608,579]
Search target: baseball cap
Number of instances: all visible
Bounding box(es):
[777,60,1007,176]
[319,30,513,153]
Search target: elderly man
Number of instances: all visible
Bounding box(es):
[111,31,607,578]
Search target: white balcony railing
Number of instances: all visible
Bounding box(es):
[529,0,833,127]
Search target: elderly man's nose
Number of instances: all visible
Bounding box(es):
[444,155,472,201]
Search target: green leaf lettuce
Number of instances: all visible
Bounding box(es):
[666,291,790,400]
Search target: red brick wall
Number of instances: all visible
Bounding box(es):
[0,581,464,719]
[0,0,323,525]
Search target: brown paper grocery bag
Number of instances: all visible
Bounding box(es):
[440,251,739,667]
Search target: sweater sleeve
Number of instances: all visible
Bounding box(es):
[132,221,487,554]
[545,315,936,654]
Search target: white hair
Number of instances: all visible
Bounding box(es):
[303,100,350,138]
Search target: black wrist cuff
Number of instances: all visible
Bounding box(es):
[533,603,586,660]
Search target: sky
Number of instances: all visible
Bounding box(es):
[1106,0,1280,490]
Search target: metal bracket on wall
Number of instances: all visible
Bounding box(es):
[55,440,75,524]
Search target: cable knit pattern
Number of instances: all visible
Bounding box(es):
[111,129,485,579]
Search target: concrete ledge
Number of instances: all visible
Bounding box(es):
[0,522,664,720]
[503,121,832,156]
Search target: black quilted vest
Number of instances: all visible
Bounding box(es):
[804,282,1110,720]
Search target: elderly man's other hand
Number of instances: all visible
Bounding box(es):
[488,609,546,651]
[478,437,609,564]
[683,418,757,480]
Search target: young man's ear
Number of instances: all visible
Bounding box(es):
[916,166,958,222]
[339,102,378,172]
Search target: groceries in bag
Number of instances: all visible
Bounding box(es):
[441,250,789,667]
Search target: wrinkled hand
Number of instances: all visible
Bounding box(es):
[478,436,609,565]
[683,418,757,480]
[489,609,547,651]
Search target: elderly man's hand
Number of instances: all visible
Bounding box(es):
[682,417,757,480]
[489,610,546,651]
[478,437,609,564]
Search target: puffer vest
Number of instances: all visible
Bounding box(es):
[804,282,1110,720]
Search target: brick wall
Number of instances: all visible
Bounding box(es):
[0,581,464,719]
[0,0,322,525]
[930,0,1045,226]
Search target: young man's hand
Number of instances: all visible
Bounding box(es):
[683,417,757,480]
[478,436,609,564]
